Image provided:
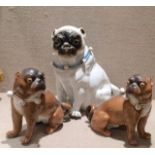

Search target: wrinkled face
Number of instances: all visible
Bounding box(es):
[126,75,153,96]
[14,68,46,96]
[52,26,85,57]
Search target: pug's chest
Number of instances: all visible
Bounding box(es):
[60,69,91,90]
[12,95,50,123]
[12,94,42,115]
[12,96,25,115]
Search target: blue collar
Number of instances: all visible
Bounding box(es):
[53,49,92,70]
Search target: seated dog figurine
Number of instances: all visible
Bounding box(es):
[7,68,70,145]
[86,75,153,146]
[51,25,124,118]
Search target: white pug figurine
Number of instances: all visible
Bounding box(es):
[51,25,124,118]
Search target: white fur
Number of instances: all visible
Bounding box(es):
[8,91,43,114]
[7,90,50,123]
[12,95,50,123]
[6,90,13,97]
[52,26,122,118]
[25,91,43,105]
[37,115,50,123]
[13,95,25,115]
[52,47,121,118]
[53,25,86,38]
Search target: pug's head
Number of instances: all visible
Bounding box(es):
[14,68,46,98]
[126,74,153,100]
[52,25,86,57]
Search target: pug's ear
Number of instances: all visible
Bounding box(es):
[149,77,154,87]
[53,29,58,36]
[51,29,58,39]
[15,72,21,78]
[80,27,86,37]
[127,80,130,85]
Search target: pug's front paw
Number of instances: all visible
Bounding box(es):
[70,111,82,119]
[21,136,31,145]
[7,130,19,138]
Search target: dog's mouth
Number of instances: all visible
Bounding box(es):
[58,48,77,57]
[127,83,141,95]
[53,40,81,57]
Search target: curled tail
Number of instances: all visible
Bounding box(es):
[61,102,72,111]
[111,84,125,96]
[86,105,96,122]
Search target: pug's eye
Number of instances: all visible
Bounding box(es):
[72,39,81,46]
[140,82,146,88]
[54,38,63,47]
[26,77,33,84]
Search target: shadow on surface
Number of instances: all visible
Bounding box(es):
[85,120,152,148]
[109,127,151,148]
[1,123,63,148]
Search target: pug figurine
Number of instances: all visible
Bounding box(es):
[51,25,124,118]
[6,68,70,145]
[86,74,153,146]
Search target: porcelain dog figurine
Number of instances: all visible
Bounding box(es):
[7,68,70,145]
[86,75,153,146]
[51,25,124,118]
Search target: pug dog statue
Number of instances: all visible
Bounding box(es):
[86,74,153,146]
[51,25,124,118]
[6,68,70,145]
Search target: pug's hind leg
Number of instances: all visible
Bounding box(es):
[7,103,22,138]
[45,106,64,134]
[91,111,111,137]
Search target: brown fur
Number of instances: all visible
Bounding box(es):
[0,69,4,82]
[0,69,4,101]
[7,72,70,145]
[87,76,153,146]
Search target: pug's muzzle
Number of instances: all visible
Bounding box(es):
[31,78,46,91]
[58,43,77,56]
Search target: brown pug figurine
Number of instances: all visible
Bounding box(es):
[86,75,153,146]
[7,68,70,145]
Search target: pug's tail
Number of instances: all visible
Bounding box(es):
[111,84,125,96]
[61,102,72,111]
[86,105,96,122]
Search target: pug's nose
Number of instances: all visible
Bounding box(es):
[131,82,138,88]
[63,42,70,51]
